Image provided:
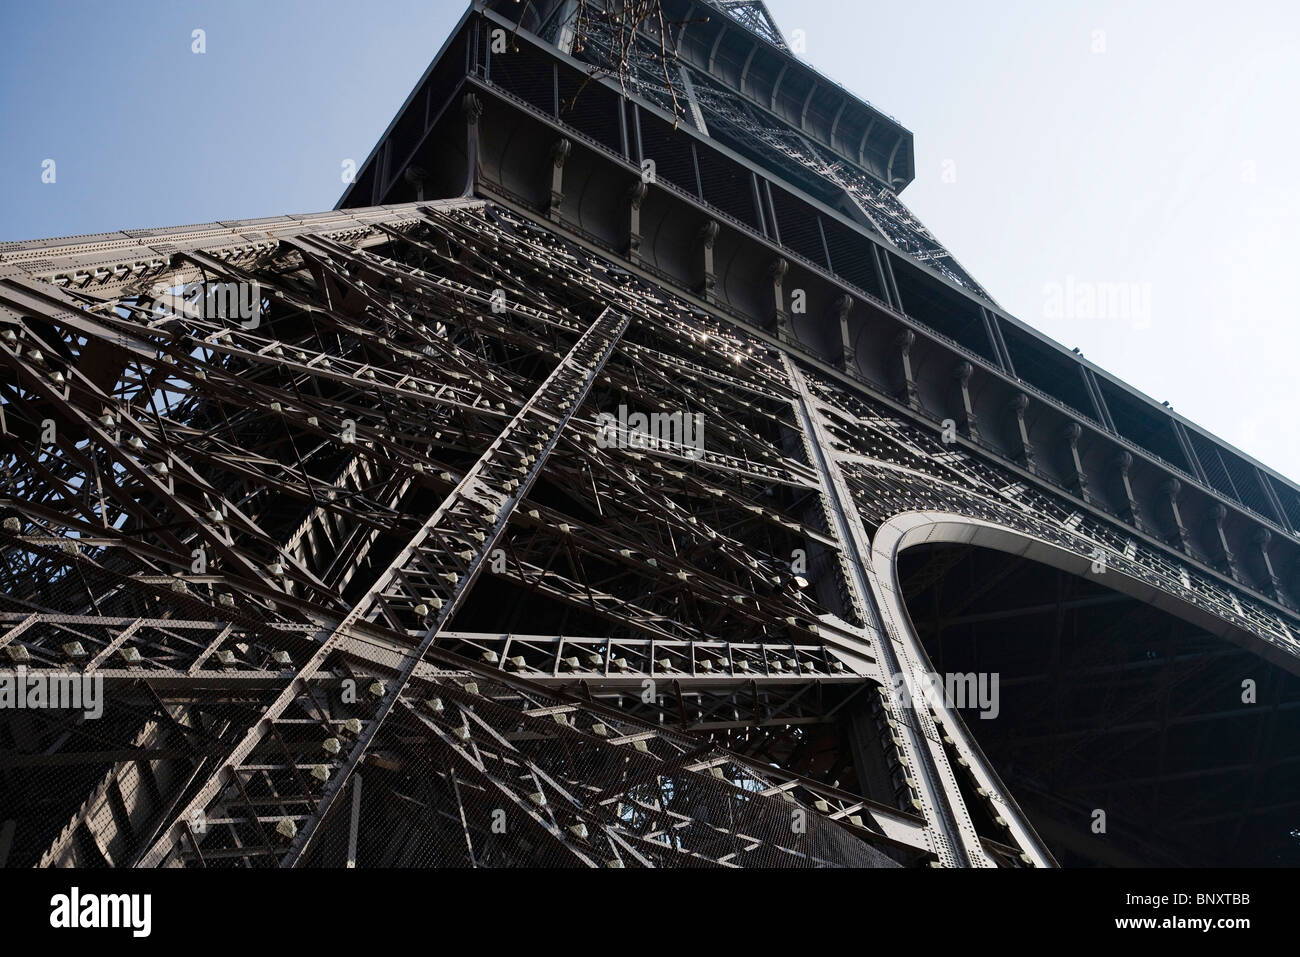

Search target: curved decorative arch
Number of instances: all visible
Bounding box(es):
[864,509,1297,872]
[872,510,1296,666]
[784,361,1300,867]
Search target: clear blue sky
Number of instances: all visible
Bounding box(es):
[2,0,1297,481]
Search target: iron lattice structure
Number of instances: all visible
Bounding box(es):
[2,1,1298,869]
[1,199,1296,867]
[548,2,993,295]
[713,2,788,51]
[0,200,945,867]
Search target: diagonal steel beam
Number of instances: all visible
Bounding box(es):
[137,305,630,867]
[783,354,994,867]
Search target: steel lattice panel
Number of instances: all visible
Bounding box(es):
[1,198,1295,869]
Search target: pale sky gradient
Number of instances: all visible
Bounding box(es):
[2,0,1296,480]
[765,0,1300,482]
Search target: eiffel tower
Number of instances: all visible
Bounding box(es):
[1,0,1297,869]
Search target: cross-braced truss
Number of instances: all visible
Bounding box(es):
[0,198,1294,868]
[713,2,788,50]
[559,10,993,296]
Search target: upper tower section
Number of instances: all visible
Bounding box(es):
[711,2,789,51]
[505,0,917,193]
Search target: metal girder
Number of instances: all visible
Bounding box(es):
[1,189,1294,870]
[783,356,998,867]
[712,1,788,51]
[138,305,631,867]
[564,15,981,295]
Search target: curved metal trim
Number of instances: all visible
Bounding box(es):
[768,61,789,111]
[869,508,1300,867]
[738,39,761,95]
[707,22,729,74]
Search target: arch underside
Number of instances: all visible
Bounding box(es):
[794,373,1300,866]
[893,535,1300,866]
